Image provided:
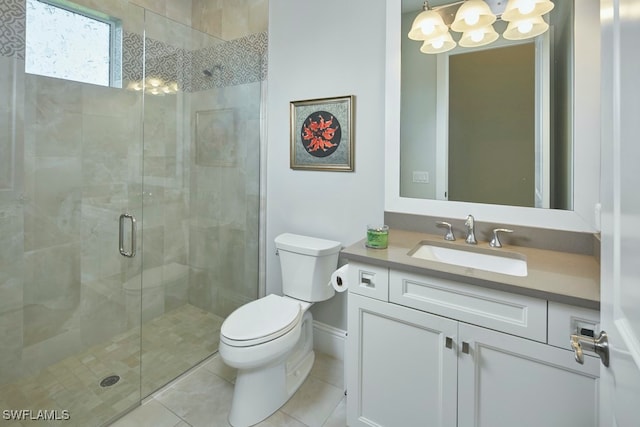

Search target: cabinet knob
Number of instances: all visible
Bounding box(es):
[462,341,470,354]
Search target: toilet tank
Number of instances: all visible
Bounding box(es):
[275,233,341,302]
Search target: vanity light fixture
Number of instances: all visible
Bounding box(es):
[408,0,555,54]
[503,14,549,40]
[459,24,499,47]
[501,0,554,21]
[408,1,449,41]
[450,0,496,32]
[420,31,457,54]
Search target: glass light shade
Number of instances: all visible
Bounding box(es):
[451,0,496,32]
[502,0,555,21]
[420,32,456,54]
[503,15,549,40]
[408,9,449,40]
[459,25,499,47]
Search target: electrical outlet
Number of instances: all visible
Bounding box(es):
[412,171,429,184]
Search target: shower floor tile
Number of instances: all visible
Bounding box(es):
[0,304,224,427]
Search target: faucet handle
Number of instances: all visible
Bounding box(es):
[489,228,513,248]
[436,221,456,241]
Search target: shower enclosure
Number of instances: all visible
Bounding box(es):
[0,0,264,424]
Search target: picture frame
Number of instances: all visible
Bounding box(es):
[290,95,354,171]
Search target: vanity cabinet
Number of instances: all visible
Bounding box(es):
[346,262,600,427]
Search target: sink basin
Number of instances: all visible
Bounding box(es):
[409,242,528,277]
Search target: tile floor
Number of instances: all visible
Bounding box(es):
[0,304,224,427]
[111,352,346,427]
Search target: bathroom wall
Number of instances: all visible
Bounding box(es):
[266,0,387,331]
[124,0,269,42]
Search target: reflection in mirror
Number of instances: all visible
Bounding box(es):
[25,0,123,87]
[447,42,536,208]
[400,0,573,210]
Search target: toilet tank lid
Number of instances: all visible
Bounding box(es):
[275,233,341,256]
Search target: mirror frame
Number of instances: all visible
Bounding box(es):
[385,0,601,232]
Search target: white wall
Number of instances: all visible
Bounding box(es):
[266,0,387,330]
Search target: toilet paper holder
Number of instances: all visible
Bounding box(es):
[331,265,350,292]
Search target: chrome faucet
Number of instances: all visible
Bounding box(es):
[464,215,477,245]
[436,221,456,241]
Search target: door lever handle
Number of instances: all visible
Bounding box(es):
[119,213,137,258]
[570,331,609,367]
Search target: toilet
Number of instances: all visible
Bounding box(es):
[218,233,341,427]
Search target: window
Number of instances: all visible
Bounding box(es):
[25,0,122,87]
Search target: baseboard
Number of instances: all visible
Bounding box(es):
[312,320,346,361]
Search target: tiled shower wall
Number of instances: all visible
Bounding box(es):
[0,0,267,383]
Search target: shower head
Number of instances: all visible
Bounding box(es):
[202,64,223,77]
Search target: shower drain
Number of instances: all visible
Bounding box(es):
[99,375,120,387]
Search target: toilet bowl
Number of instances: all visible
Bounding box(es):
[219,294,314,427]
[218,233,341,427]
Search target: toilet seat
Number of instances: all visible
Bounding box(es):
[220,294,302,347]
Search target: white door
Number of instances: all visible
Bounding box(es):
[599,0,640,425]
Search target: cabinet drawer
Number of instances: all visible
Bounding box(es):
[548,301,600,352]
[389,270,547,342]
[347,262,389,301]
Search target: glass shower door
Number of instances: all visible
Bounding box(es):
[138,10,264,397]
[0,1,145,425]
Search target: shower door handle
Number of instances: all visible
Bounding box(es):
[119,213,137,258]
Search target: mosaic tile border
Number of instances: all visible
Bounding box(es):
[0,0,26,60]
[125,31,268,92]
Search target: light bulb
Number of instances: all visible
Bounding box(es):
[470,30,484,42]
[465,10,480,26]
[432,37,445,49]
[420,20,436,36]
[147,77,162,88]
[518,20,534,33]
[518,0,536,15]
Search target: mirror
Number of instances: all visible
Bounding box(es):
[400,0,572,209]
[385,0,601,232]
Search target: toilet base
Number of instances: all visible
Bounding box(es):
[227,311,314,427]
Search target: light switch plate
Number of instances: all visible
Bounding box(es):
[412,171,429,184]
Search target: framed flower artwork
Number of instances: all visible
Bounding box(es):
[289,95,354,171]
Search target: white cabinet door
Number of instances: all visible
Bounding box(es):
[347,293,458,427]
[457,323,600,427]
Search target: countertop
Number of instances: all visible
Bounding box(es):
[341,228,600,310]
